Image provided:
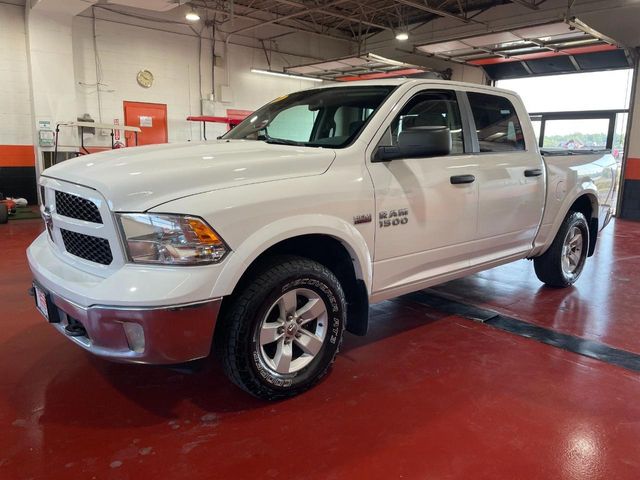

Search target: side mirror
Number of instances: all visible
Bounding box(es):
[373,126,452,162]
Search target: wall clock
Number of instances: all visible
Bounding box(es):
[137,69,154,88]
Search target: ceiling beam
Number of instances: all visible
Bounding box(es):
[227,0,352,35]
[269,0,393,32]
[192,1,355,43]
[392,0,475,24]
[508,0,539,9]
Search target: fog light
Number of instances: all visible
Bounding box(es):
[123,322,145,353]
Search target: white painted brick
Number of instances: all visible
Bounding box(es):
[0,3,347,150]
[0,4,33,146]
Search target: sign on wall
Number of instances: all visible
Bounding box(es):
[139,116,153,127]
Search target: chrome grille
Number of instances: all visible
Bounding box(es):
[61,229,113,265]
[55,190,103,224]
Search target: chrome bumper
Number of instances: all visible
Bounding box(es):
[43,289,221,364]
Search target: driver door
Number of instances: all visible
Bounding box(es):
[366,88,479,298]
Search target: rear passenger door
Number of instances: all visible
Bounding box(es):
[465,91,546,265]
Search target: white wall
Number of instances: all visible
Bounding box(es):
[72,15,205,144]
[222,43,335,110]
[71,14,348,144]
[27,7,81,153]
[0,3,348,152]
[0,3,32,147]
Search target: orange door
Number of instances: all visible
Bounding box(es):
[123,101,168,146]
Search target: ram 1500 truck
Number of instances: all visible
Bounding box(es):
[28,79,617,399]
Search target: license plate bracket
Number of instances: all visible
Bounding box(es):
[33,282,60,323]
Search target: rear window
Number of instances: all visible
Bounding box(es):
[467,92,525,152]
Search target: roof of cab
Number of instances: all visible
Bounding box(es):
[306,77,518,97]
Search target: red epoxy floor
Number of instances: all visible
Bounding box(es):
[2,219,640,479]
[433,219,640,353]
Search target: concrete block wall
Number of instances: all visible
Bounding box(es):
[0,3,33,155]
[0,3,35,201]
[72,15,207,145]
[72,15,340,144]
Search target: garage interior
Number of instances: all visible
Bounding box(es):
[3,0,640,478]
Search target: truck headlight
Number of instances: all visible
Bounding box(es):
[117,213,229,265]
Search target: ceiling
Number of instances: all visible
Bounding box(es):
[416,22,605,64]
[285,53,434,81]
[61,0,635,82]
[186,0,540,42]
[579,4,640,49]
[414,20,632,79]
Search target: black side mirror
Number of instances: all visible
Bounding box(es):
[373,126,452,162]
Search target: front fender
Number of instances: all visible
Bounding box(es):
[210,214,373,298]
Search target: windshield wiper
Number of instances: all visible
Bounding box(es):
[251,126,308,146]
[264,137,306,146]
[257,130,306,146]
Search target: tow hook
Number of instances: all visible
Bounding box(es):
[65,318,88,337]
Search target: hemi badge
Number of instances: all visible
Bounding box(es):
[353,214,372,225]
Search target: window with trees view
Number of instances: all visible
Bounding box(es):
[467,92,525,152]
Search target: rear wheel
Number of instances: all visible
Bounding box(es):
[0,204,8,224]
[534,211,589,287]
[217,256,346,400]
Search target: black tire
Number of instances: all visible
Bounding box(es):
[0,204,8,224]
[534,211,589,288]
[216,255,346,400]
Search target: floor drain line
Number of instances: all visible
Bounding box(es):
[407,290,640,373]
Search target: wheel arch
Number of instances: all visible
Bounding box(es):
[532,188,600,259]
[567,192,599,256]
[212,216,373,336]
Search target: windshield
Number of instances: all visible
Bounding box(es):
[222,86,396,148]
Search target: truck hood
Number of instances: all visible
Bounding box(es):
[43,140,336,211]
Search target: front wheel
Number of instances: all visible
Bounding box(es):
[534,211,589,288]
[216,256,346,400]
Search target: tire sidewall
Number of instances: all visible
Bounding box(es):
[560,212,589,284]
[245,269,345,392]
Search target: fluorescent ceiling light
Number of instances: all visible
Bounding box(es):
[395,32,409,41]
[250,68,323,83]
[185,7,200,22]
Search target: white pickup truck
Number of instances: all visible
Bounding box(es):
[28,79,617,399]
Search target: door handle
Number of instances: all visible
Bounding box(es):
[450,174,475,185]
[524,168,543,177]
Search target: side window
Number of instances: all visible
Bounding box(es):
[380,90,464,154]
[312,105,376,146]
[467,92,525,152]
[268,105,317,142]
[333,106,368,137]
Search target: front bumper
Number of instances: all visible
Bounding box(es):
[28,231,222,364]
[42,290,221,364]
